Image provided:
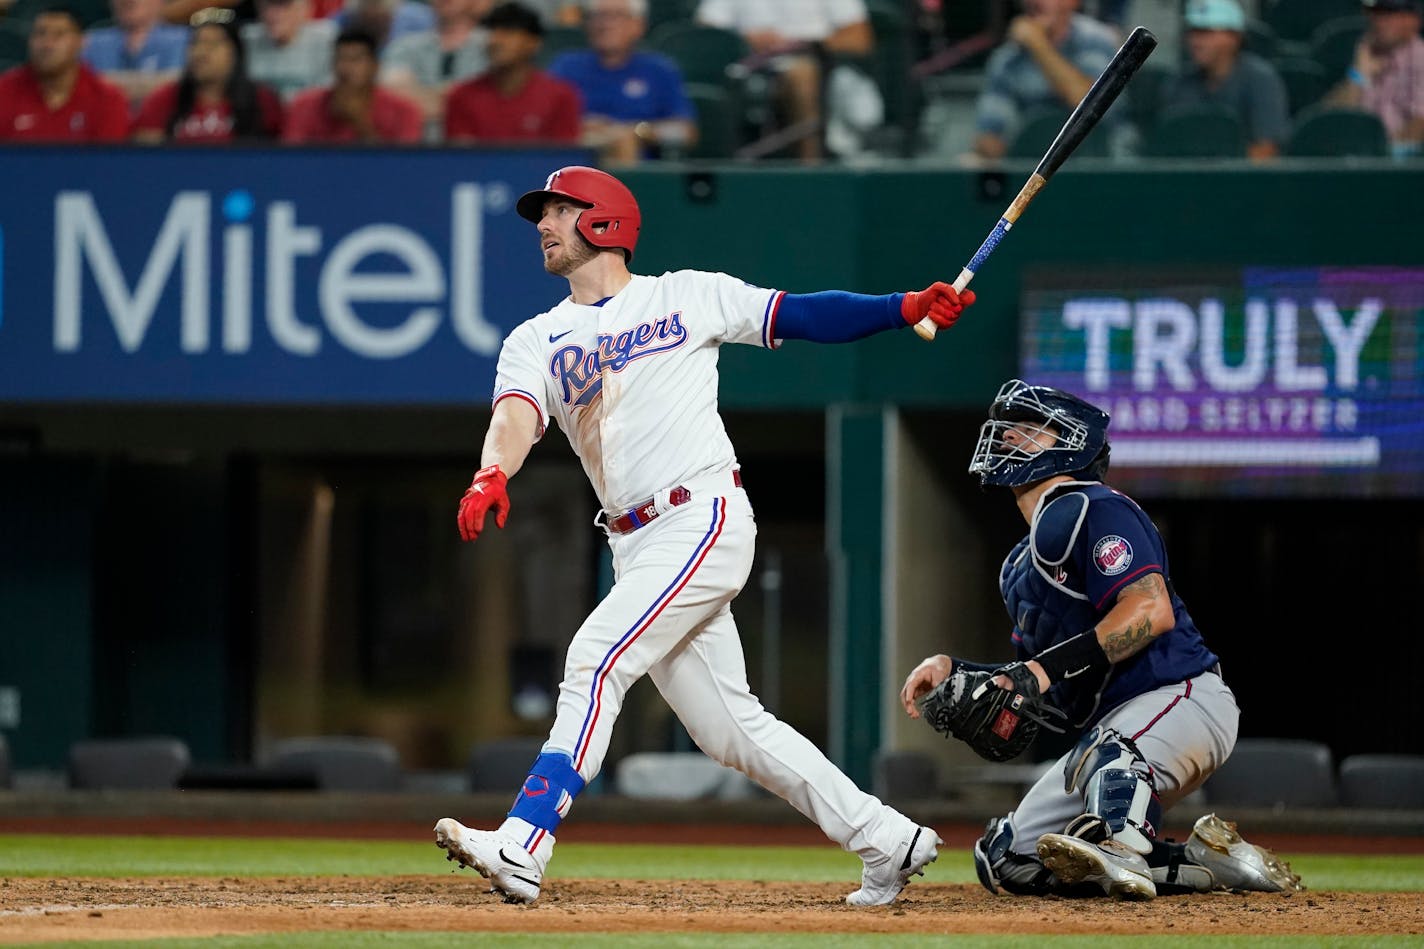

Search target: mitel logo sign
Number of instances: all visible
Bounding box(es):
[52,184,504,359]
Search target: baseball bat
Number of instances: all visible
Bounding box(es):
[915,25,1158,341]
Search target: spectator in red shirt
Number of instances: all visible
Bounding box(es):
[133,10,285,142]
[0,6,130,142]
[444,1,581,143]
[283,28,423,141]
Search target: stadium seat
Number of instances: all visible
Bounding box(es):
[1125,64,1170,135]
[1262,0,1361,44]
[1286,105,1388,157]
[1007,105,1108,159]
[69,737,191,790]
[863,0,919,138]
[1274,55,1331,116]
[1143,103,1247,158]
[872,749,937,803]
[614,750,759,800]
[467,736,547,792]
[1338,754,1424,809]
[684,81,740,158]
[645,22,749,86]
[268,736,403,792]
[537,25,586,68]
[1309,15,1368,83]
[646,0,695,31]
[1243,17,1279,59]
[0,19,28,70]
[1006,106,1068,159]
[1203,738,1338,809]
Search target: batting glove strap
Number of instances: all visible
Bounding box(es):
[468,465,507,491]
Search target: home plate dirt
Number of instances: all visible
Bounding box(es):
[2,877,1421,942]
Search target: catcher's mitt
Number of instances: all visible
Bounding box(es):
[916,663,1066,762]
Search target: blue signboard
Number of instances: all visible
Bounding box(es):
[1021,267,1424,498]
[0,146,591,404]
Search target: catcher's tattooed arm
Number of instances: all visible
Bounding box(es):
[1005,573,1175,692]
[1096,572,1175,662]
[905,575,1174,713]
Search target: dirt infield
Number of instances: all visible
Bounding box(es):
[3,876,1422,943]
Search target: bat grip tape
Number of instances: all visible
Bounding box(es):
[967,218,1012,275]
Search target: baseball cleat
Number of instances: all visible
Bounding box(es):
[845,825,942,906]
[1150,856,1215,893]
[1185,813,1304,893]
[1037,833,1157,901]
[434,817,545,904]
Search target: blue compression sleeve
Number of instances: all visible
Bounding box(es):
[773,290,908,343]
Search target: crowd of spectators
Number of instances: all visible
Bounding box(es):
[0,0,1420,161]
[1327,0,1424,156]
[971,0,1124,160]
[548,0,694,162]
[1157,0,1289,160]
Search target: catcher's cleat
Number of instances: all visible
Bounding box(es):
[1185,813,1304,893]
[1149,852,1215,894]
[1037,834,1157,901]
[434,817,546,904]
[845,825,942,906]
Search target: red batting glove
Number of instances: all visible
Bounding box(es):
[901,282,976,330]
[457,465,509,542]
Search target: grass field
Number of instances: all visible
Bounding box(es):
[3,834,1422,947]
[4,834,1424,891]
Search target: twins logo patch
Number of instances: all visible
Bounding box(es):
[1093,535,1133,576]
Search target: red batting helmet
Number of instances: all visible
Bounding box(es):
[516,166,641,262]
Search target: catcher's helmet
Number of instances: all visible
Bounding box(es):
[969,379,1111,487]
[516,166,641,262]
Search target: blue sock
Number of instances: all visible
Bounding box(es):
[507,751,586,835]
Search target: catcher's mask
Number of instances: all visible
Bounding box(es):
[969,379,1111,488]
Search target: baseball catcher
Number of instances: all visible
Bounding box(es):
[902,380,1302,900]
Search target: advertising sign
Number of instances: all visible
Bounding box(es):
[0,147,590,403]
[1021,267,1424,496]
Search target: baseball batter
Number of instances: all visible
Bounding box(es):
[901,380,1302,899]
[434,166,974,905]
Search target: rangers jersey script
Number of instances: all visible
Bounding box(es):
[492,270,782,511]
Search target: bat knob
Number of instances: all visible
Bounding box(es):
[913,317,939,341]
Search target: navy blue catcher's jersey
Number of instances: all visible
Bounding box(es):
[998,481,1219,729]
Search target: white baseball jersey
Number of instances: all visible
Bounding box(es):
[488,267,925,878]
[492,270,784,512]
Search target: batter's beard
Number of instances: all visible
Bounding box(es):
[544,233,601,276]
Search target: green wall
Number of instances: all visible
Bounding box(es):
[0,458,238,772]
[0,460,97,770]
[624,162,1424,408]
